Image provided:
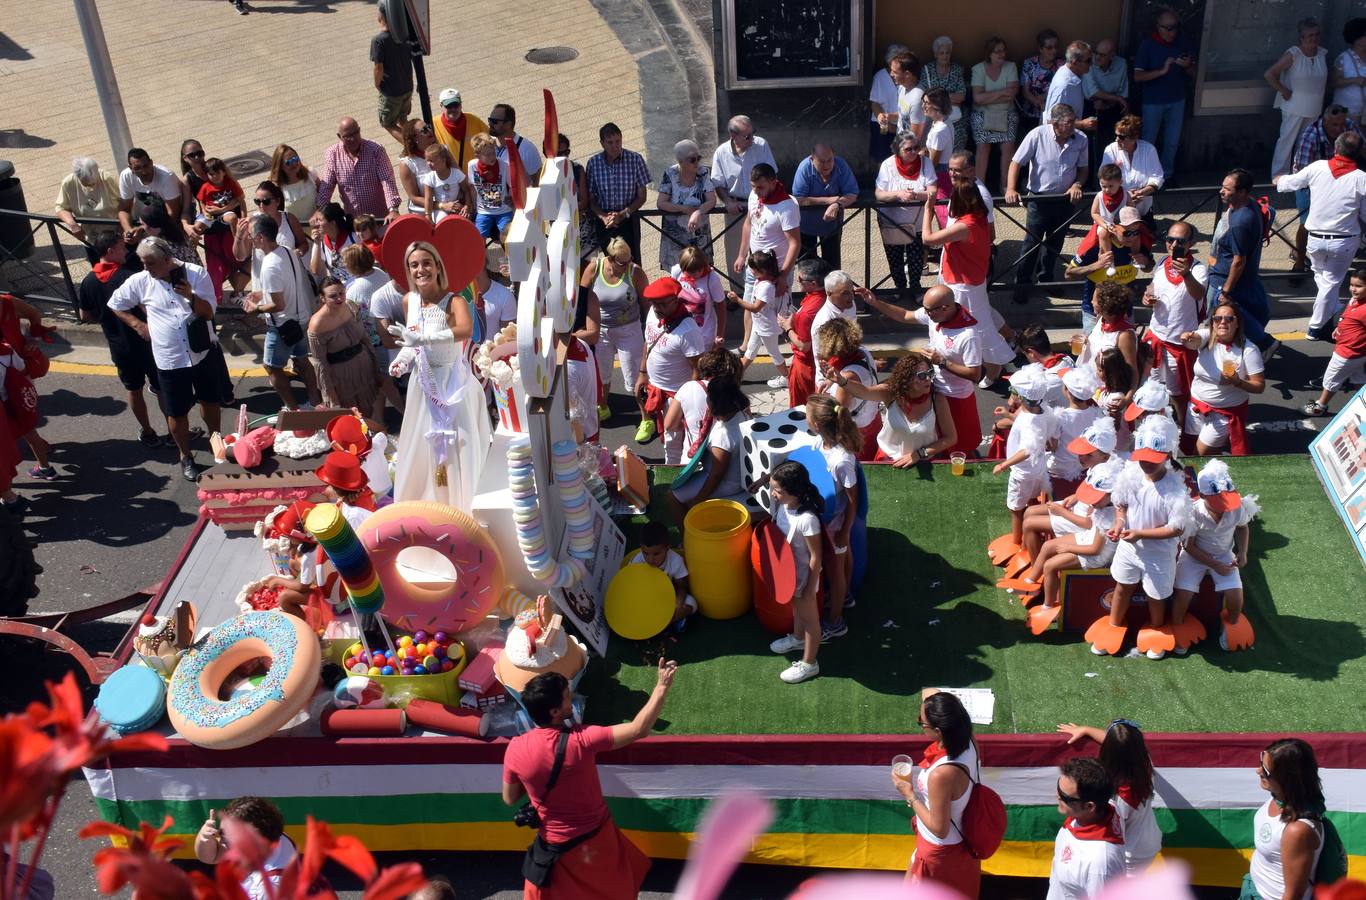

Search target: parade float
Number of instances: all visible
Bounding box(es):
[76,93,1366,888]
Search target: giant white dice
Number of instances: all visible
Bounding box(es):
[739,407,819,515]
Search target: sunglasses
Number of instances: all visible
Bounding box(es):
[1057,783,1083,805]
[1211,315,1237,323]
[1258,762,1272,779]
[924,304,953,314]
[254,196,275,206]
[913,370,934,381]
[1166,236,1190,244]
[487,117,506,124]
[285,156,301,165]
[1122,228,1140,237]
[184,150,205,159]
[416,125,431,134]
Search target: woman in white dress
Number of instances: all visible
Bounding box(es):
[1331,19,1366,118]
[1264,17,1329,178]
[388,241,491,512]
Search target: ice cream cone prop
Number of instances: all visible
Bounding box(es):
[1221,610,1255,651]
[1027,603,1062,635]
[1136,626,1176,655]
[987,534,1022,566]
[1003,552,1033,580]
[1085,617,1127,655]
[1171,617,1207,651]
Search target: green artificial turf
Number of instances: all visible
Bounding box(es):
[578,455,1366,735]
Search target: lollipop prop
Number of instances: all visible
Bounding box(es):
[306,504,392,655]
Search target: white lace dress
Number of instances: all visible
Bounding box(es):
[391,292,491,511]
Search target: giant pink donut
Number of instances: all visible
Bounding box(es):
[359,501,505,633]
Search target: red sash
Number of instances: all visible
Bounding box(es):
[1144,331,1196,397]
[1189,396,1249,456]
[944,392,983,456]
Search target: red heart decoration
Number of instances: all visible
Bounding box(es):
[543,89,559,161]
[379,214,486,293]
[503,137,528,211]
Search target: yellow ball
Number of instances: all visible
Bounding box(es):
[367,666,382,676]
[396,647,408,660]
[398,636,413,647]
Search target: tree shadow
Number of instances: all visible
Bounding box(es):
[0,128,54,150]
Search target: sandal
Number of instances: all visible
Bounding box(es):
[1301,400,1328,417]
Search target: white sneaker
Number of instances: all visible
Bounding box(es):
[769,633,801,654]
[1174,645,1189,656]
[780,659,820,683]
[766,375,788,389]
[1089,643,1109,656]
[1145,648,1166,660]
[1219,629,1229,651]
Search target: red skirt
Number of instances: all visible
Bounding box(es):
[943,392,982,457]
[524,819,650,900]
[788,354,817,408]
[909,838,981,898]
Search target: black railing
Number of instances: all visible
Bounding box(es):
[0,184,1307,309]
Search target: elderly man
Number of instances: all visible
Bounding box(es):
[587,122,651,263]
[1208,168,1274,354]
[712,115,777,285]
[1276,131,1366,340]
[1135,7,1197,179]
[315,118,401,221]
[1287,104,1364,275]
[108,237,229,482]
[1045,42,1098,131]
[791,144,859,268]
[241,216,321,409]
[1084,39,1130,170]
[1007,104,1090,304]
[489,103,543,186]
[117,148,192,246]
[433,88,488,171]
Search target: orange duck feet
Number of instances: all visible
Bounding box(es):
[1221,610,1255,651]
[1027,603,1061,635]
[1085,618,1127,655]
[1171,617,1207,651]
[987,533,1022,567]
[1136,626,1177,656]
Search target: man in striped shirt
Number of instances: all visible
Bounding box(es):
[315,117,401,222]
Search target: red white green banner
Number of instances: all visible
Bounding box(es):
[85,731,1366,887]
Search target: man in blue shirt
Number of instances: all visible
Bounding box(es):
[1208,168,1275,355]
[791,144,859,268]
[1134,7,1197,180]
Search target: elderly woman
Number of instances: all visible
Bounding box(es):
[268,145,319,225]
[1178,301,1266,456]
[657,139,717,272]
[1265,17,1329,178]
[1102,115,1164,218]
[874,131,937,297]
[922,36,968,151]
[397,119,438,214]
[54,157,120,258]
[971,37,1019,195]
[1018,29,1063,136]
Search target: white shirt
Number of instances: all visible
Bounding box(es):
[1013,124,1089,194]
[1007,407,1058,478]
[495,133,543,184]
[1113,463,1190,555]
[117,164,181,204]
[370,279,407,324]
[675,379,710,452]
[869,67,899,122]
[820,357,879,428]
[1049,405,1102,479]
[775,503,822,589]
[1044,66,1086,121]
[896,85,927,134]
[627,547,689,581]
[977,179,996,224]
[671,265,725,340]
[820,442,858,522]
[345,267,391,319]
[481,279,517,337]
[874,156,936,229]
[1188,496,1253,559]
[1102,140,1165,216]
[418,167,467,221]
[708,414,746,497]
[925,120,954,161]
[914,307,982,398]
[1114,789,1162,872]
[1148,257,1208,344]
[748,280,780,336]
[1190,331,1264,407]
[1250,799,1322,900]
[644,308,706,392]
[711,136,777,201]
[107,265,217,370]
[259,246,308,326]
[1046,813,1126,900]
[745,192,800,254]
[1078,505,1118,569]
[242,835,297,900]
[810,298,857,346]
[1276,159,1366,236]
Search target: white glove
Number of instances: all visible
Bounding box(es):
[389,347,416,377]
[387,323,453,348]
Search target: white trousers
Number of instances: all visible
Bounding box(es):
[1271,113,1314,178]
[597,321,644,396]
[1306,233,1360,331]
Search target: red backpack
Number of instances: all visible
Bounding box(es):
[947,750,1008,860]
[1253,196,1276,246]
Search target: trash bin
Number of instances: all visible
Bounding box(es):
[0,160,36,261]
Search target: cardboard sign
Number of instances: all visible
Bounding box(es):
[1309,383,1366,568]
[551,495,623,656]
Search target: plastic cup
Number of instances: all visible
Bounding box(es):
[1221,357,1237,378]
[892,754,915,782]
[950,452,967,476]
[1069,334,1085,357]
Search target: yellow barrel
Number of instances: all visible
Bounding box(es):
[683,499,753,619]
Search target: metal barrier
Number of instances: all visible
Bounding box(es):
[0,185,1307,309]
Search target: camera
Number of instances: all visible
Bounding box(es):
[513,802,541,829]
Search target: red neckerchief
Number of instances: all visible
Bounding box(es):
[894,153,923,180]
[1164,255,1192,285]
[920,741,948,768]
[93,261,121,283]
[323,233,346,254]
[1065,807,1124,844]
[1042,353,1066,369]
[758,181,792,205]
[477,160,500,184]
[827,351,863,375]
[1329,153,1358,178]
[1100,316,1133,334]
[1150,29,1175,47]
[363,238,384,260]
[1100,190,1124,213]
[442,111,467,143]
[939,304,978,330]
[1116,782,1152,809]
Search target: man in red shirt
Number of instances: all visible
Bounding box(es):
[1304,266,1366,416]
[778,257,831,407]
[503,658,677,899]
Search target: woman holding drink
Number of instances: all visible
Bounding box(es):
[1178,302,1266,456]
[892,691,981,896]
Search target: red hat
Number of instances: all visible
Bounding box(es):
[315,451,369,492]
[642,276,682,300]
[267,501,316,543]
[326,414,371,457]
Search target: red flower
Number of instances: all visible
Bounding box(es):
[0,717,59,837]
[79,816,194,899]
